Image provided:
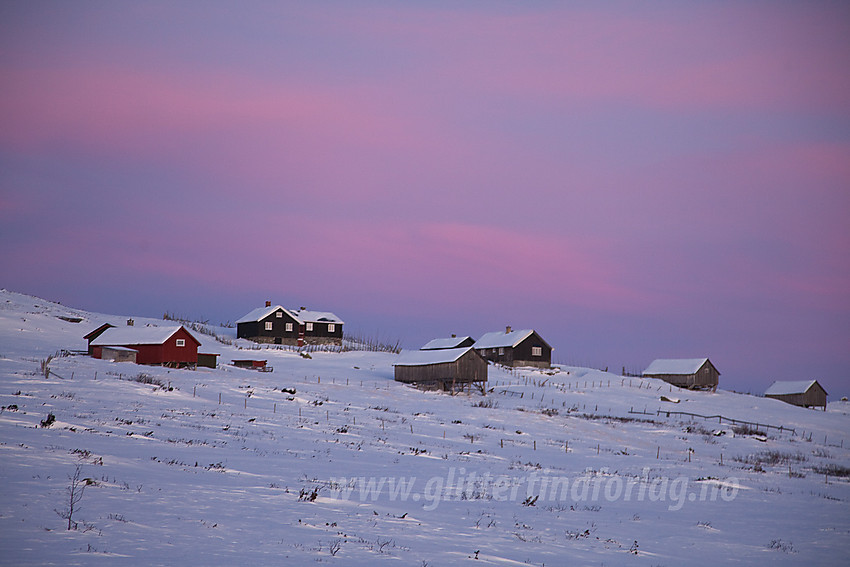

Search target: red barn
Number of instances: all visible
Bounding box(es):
[89,325,201,367]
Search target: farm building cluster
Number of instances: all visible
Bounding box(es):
[80,301,828,409]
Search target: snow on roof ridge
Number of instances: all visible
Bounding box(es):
[421,336,473,350]
[236,305,344,325]
[643,358,710,376]
[90,325,200,346]
[475,329,535,349]
[394,347,474,366]
[290,308,344,325]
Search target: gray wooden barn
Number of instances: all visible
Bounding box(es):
[642,358,719,390]
[764,380,827,410]
[394,347,487,392]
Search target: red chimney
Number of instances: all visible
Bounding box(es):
[506,325,512,334]
[265,300,271,307]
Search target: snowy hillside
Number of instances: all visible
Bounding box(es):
[1,289,848,566]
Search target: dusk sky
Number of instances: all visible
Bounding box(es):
[2,2,848,395]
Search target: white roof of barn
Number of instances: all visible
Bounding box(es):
[475,329,536,349]
[421,336,474,350]
[394,347,475,366]
[643,358,710,376]
[236,305,344,325]
[90,325,200,347]
[764,380,824,396]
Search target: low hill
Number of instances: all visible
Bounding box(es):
[1,289,848,565]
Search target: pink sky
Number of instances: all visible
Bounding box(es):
[1,1,849,395]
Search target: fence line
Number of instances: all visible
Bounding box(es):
[648,409,795,435]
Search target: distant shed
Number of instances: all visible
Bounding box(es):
[765,380,827,411]
[421,335,475,350]
[394,347,487,392]
[197,353,219,369]
[642,358,719,391]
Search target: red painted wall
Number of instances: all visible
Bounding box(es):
[127,327,199,365]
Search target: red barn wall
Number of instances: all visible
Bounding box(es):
[129,328,199,365]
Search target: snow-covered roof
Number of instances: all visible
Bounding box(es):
[643,358,710,376]
[90,325,199,347]
[394,347,474,366]
[475,329,536,349]
[421,336,473,350]
[291,309,344,325]
[236,305,344,325]
[764,380,824,396]
[236,305,287,324]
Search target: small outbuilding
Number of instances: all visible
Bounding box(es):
[394,347,487,392]
[197,352,219,369]
[642,358,719,391]
[765,380,827,411]
[89,325,201,367]
[98,346,138,363]
[236,302,344,346]
[475,327,552,368]
[421,335,476,350]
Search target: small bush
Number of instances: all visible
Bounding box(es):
[768,539,795,553]
[132,374,166,388]
[812,464,850,478]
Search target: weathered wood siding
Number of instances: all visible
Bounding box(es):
[646,360,719,390]
[766,384,827,410]
[477,332,551,368]
[512,333,552,368]
[394,350,487,388]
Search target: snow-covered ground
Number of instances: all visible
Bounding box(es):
[1,289,848,565]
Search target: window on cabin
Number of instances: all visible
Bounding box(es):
[328,323,335,333]
[265,321,273,331]
[276,311,282,318]
[176,339,185,347]
[532,346,542,357]
[498,347,504,355]
[306,322,313,332]
[285,322,293,332]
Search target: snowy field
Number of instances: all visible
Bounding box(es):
[1,289,848,566]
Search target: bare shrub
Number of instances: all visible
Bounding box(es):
[55,465,87,530]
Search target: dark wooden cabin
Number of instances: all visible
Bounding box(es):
[765,380,827,411]
[89,325,201,367]
[421,335,476,350]
[236,302,343,346]
[475,327,552,368]
[394,347,487,392]
[642,358,719,391]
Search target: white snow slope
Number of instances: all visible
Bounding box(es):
[1,289,848,566]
